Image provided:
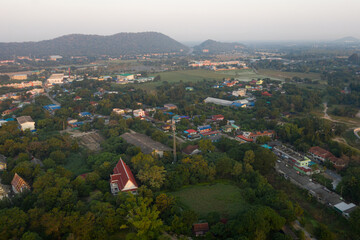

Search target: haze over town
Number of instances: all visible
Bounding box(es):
[1,0,360,42]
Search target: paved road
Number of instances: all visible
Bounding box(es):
[275,159,343,206]
[44,87,61,106]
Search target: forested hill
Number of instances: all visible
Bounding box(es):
[194,39,246,54]
[0,32,189,58]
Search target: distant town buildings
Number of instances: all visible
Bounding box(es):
[49,55,63,61]
[232,88,247,97]
[46,73,64,86]
[11,74,28,81]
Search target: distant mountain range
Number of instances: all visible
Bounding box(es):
[193,39,246,54]
[0,32,189,58]
[333,36,360,44]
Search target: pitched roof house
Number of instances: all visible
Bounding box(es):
[0,154,6,170]
[309,146,348,170]
[193,223,209,236]
[11,173,30,194]
[110,158,138,195]
[182,145,201,155]
[16,116,35,131]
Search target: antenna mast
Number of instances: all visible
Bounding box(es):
[172,117,176,163]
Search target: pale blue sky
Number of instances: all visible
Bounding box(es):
[1,0,360,42]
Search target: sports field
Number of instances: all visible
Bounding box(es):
[170,182,248,218]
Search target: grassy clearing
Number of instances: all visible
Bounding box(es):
[170,182,248,218]
[258,69,322,81]
[342,129,360,150]
[129,69,276,90]
[222,69,283,81]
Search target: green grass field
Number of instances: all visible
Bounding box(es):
[170,182,248,218]
[258,69,322,81]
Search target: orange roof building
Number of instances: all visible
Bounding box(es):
[110,158,138,195]
[11,173,30,194]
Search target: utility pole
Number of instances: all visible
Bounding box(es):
[172,117,176,163]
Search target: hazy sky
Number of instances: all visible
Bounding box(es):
[1,0,360,43]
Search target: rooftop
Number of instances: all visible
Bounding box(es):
[16,116,34,124]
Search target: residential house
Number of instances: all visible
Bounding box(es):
[246,130,275,141]
[200,130,221,142]
[262,91,272,97]
[184,129,197,135]
[74,96,82,101]
[193,223,209,237]
[112,108,125,115]
[197,125,212,133]
[212,114,224,121]
[308,146,333,162]
[236,135,253,143]
[17,116,35,131]
[0,154,6,170]
[90,101,98,107]
[334,202,357,218]
[133,109,146,118]
[0,185,8,200]
[182,145,201,155]
[164,104,177,110]
[309,146,348,170]
[110,158,138,195]
[11,173,30,194]
[162,125,171,132]
[79,112,92,118]
[222,125,233,133]
[232,88,246,97]
[2,108,17,117]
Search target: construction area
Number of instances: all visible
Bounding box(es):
[68,130,104,151]
[120,132,172,157]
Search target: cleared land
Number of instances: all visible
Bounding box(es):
[68,130,104,151]
[258,69,322,81]
[131,69,274,90]
[170,182,248,218]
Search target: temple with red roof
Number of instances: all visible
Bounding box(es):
[110,158,138,195]
[11,173,30,194]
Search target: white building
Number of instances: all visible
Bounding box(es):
[133,109,145,118]
[47,73,64,86]
[11,74,28,81]
[204,97,233,106]
[113,108,125,115]
[16,116,35,131]
[232,88,247,97]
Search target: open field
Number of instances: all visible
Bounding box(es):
[258,69,322,81]
[130,69,276,90]
[221,69,283,81]
[170,182,248,218]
